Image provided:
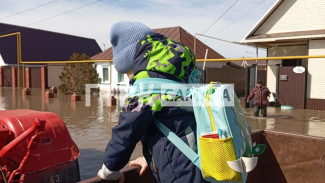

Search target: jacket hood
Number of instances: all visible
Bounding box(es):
[131,33,196,83]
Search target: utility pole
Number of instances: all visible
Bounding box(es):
[255,43,259,85]
[203,49,208,83]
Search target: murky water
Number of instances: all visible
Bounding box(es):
[0,87,325,180]
[245,106,325,138]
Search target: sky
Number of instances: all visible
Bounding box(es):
[0,0,277,58]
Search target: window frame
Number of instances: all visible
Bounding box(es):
[102,66,110,83]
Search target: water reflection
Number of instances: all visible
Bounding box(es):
[245,107,325,138]
[0,87,325,180]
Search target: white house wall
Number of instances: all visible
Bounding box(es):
[254,0,325,35]
[97,64,109,93]
[307,39,325,99]
[111,65,129,93]
[97,63,129,93]
[267,45,308,93]
[0,53,5,66]
[266,65,277,94]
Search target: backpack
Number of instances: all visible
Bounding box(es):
[127,72,265,183]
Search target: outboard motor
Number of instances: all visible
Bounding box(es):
[0,109,80,183]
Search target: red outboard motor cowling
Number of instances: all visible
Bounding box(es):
[0,109,80,183]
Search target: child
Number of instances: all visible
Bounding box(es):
[247,81,270,117]
[98,21,207,183]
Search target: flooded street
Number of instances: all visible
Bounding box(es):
[245,107,325,138]
[1,87,325,180]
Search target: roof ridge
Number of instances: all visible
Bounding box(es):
[91,26,225,60]
[153,25,181,30]
[242,0,283,42]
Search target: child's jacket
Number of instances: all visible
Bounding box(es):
[103,33,207,182]
[247,86,270,107]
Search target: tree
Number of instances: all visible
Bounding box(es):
[58,52,101,95]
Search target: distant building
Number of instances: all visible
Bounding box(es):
[0,22,101,88]
[91,26,226,93]
[242,0,325,110]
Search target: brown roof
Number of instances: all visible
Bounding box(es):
[92,47,113,60]
[91,26,224,60]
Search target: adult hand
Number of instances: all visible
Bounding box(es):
[129,157,148,176]
[246,99,250,103]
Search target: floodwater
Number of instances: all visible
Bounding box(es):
[0,87,325,180]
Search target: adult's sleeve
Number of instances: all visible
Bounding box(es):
[103,97,153,171]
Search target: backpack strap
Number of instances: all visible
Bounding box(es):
[127,76,201,169]
[153,117,201,169]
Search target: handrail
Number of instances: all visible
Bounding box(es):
[20,60,112,64]
[0,119,45,165]
[2,31,325,91]
[19,55,325,64]
[196,55,325,62]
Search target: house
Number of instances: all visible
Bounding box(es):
[91,26,226,93]
[0,22,101,88]
[242,0,325,110]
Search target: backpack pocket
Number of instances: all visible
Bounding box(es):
[199,136,241,181]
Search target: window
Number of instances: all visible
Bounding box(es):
[118,72,125,83]
[103,68,109,82]
[282,59,302,66]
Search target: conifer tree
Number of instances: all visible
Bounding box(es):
[58,52,101,95]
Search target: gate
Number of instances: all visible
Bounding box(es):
[3,67,12,87]
[278,66,306,109]
[206,67,246,95]
[31,67,41,88]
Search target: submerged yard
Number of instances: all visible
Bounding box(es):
[1,87,324,180]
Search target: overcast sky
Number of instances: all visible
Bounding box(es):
[0,0,277,58]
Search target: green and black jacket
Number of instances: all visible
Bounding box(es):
[103,33,207,183]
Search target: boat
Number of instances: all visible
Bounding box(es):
[0,109,80,183]
[80,130,325,183]
[0,109,324,183]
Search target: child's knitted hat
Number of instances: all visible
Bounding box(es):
[110,21,154,73]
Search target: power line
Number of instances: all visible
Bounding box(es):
[196,33,256,48]
[0,0,18,10]
[201,0,239,35]
[28,0,103,26]
[0,0,103,35]
[0,0,59,20]
[213,0,266,36]
[0,0,102,34]
[202,0,267,47]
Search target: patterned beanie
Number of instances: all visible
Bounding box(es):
[110,21,154,73]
